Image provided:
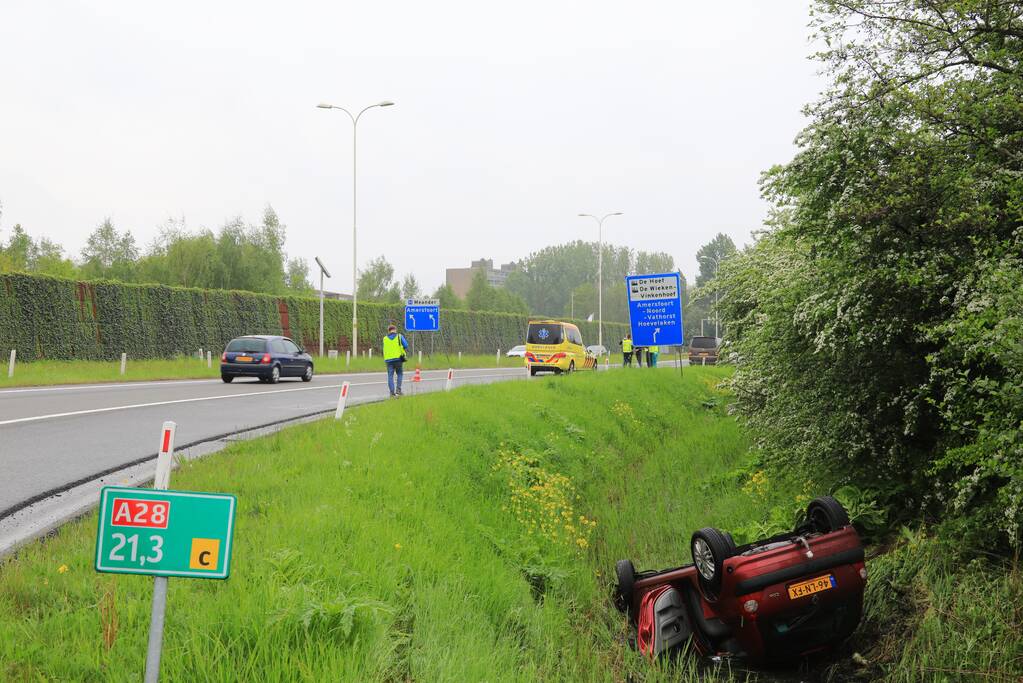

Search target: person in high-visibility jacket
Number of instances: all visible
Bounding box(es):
[647,345,659,368]
[382,324,410,397]
[621,334,634,367]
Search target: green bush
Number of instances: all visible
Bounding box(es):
[0,273,627,361]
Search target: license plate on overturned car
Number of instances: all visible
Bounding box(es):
[787,574,836,599]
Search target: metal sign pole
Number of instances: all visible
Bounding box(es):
[144,421,176,683]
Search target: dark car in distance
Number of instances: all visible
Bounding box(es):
[220,335,313,384]
[689,336,721,365]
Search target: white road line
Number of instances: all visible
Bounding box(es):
[0,367,522,395]
[0,371,522,426]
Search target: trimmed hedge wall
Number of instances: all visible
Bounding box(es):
[0,273,629,361]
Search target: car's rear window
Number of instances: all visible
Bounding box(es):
[690,337,718,349]
[527,323,564,345]
[226,338,267,353]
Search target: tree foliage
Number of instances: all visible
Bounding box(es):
[465,269,528,314]
[505,240,677,321]
[721,1,1023,550]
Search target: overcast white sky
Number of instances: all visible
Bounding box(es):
[0,1,824,293]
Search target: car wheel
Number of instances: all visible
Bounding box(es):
[613,559,636,614]
[302,364,313,382]
[529,367,538,376]
[691,527,736,601]
[221,375,233,383]
[806,496,851,533]
[269,365,280,384]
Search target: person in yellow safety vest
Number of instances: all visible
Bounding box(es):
[621,334,634,367]
[647,345,659,368]
[382,324,410,397]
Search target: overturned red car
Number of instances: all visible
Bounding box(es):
[613,496,866,665]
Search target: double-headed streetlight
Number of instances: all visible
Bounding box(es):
[578,212,623,351]
[314,256,331,357]
[317,100,395,357]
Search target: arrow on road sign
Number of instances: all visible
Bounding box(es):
[653,328,660,342]
[408,314,416,328]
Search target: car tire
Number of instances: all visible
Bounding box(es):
[268,365,280,384]
[302,364,313,382]
[613,559,636,614]
[806,496,851,533]
[691,527,737,601]
[529,367,538,376]
[221,375,233,383]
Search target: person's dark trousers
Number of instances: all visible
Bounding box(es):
[623,352,633,366]
[635,350,644,367]
[386,360,404,395]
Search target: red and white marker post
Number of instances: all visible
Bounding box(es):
[144,420,176,683]
[445,368,453,392]
[334,382,350,420]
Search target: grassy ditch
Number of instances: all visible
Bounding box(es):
[1,367,764,681]
[5,366,1014,681]
[0,353,520,388]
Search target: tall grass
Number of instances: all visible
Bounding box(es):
[0,353,517,388]
[1,368,763,681]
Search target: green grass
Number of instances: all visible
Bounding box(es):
[1,367,770,682]
[0,353,522,388]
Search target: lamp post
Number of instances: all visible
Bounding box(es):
[317,100,395,357]
[578,212,623,351]
[314,256,331,357]
[698,254,722,338]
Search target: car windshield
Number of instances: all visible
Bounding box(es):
[527,323,564,345]
[690,337,718,349]
[226,338,267,353]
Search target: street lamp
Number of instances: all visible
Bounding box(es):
[314,256,331,357]
[578,212,623,351]
[317,100,395,357]
[698,254,722,338]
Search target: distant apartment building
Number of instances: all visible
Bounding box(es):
[446,258,518,298]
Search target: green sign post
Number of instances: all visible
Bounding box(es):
[95,486,236,579]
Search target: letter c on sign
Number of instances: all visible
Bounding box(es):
[199,550,211,566]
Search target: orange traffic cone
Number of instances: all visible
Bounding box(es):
[412,366,422,383]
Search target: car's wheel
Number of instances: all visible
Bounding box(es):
[302,364,313,382]
[221,375,234,383]
[268,365,280,384]
[613,559,636,614]
[806,496,851,533]
[691,527,736,601]
[529,367,538,376]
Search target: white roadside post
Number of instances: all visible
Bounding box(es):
[335,382,350,420]
[206,351,212,369]
[496,349,500,366]
[7,349,15,378]
[198,348,203,361]
[345,350,351,367]
[605,356,610,371]
[445,368,453,392]
[144,421,177,683]
[457,351,462,364]
[418,350,422,364]
[120,352,127,376]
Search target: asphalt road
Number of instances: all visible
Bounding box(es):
[0,366,526,519]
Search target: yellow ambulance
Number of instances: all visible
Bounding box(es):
[524,320,597,376]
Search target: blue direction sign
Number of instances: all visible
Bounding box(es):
[405,298,440,332]
[626,273,684,346]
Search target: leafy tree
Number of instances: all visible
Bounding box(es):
[721,1,1023,551]
[466,269,528,314]
[506,240,675,321]
[694,233,736,287]
[80,219,138,281]
[433,283,462,309]
[357,256,400,303]
[285,258,313,293]
[400,274,421,300]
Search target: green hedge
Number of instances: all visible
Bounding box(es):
[0,273,628,361]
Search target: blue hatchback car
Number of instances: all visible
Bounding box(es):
[220,335,314,384]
